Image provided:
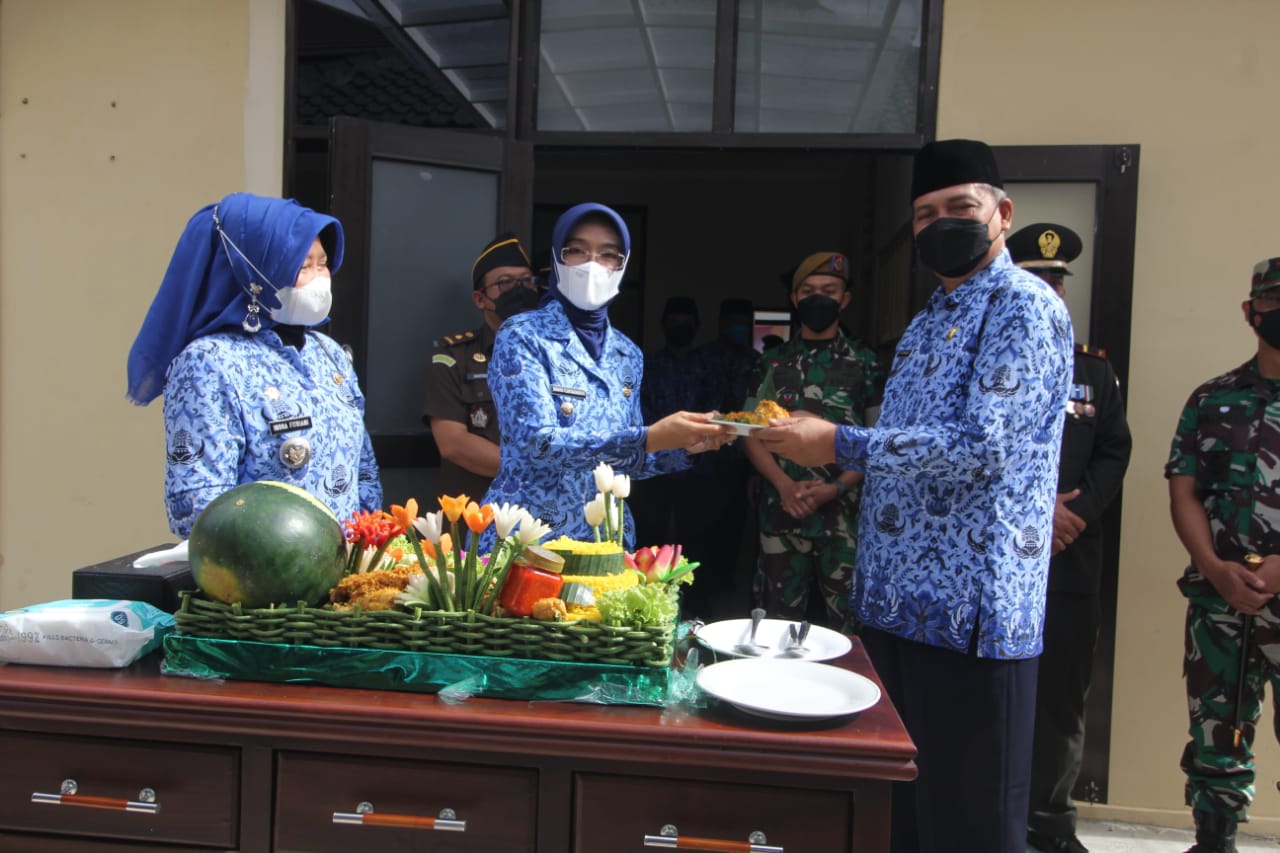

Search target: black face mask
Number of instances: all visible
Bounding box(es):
[795,294,842,333]
[664,323,696,349]
[1250,305,1280,349]
[493,285,540,320]
[915,208,999,279]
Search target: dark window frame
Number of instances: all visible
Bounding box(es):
[514,0,941,147]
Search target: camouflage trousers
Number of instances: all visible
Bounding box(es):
[753,531,856,633]
[1182,598,1280,821]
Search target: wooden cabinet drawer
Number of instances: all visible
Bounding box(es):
[0,731,239,848]
[275,751,538,852]
[574,773,852,852]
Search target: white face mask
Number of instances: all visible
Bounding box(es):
[554,260,623,311]
[272,275,332,327]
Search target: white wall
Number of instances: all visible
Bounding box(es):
[0,0,286,610]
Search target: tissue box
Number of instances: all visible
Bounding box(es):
[72,547,196,614]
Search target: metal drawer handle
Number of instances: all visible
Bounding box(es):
[30,778,160,815]
[644,823,782,852]
[332,801,466,832]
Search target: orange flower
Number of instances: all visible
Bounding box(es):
[390,498,419,532]
[422,533,453,562]
[463,501,494,535]
[439,494,470,523]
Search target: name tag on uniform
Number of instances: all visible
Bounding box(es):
[551,385,587,398]
[465,372,488,382]
[269,415,313,435]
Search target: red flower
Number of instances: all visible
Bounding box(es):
[342,510,399,548]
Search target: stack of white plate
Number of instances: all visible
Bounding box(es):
[692,619,878,721]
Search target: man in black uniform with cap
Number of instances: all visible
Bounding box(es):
[1008,223,1133,853]
[423,233,538,499]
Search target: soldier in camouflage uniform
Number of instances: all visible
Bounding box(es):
[1166,256,1280,853]
[742,252,883,632]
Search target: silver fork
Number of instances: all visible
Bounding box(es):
[780,620,811,657]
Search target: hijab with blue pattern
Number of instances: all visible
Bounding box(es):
[126,193,344,405]
[546,202,631,360]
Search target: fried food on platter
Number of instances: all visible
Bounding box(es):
[329,565,414,611]
[722,398,791,425]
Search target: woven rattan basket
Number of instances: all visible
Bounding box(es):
[174,592,674,667]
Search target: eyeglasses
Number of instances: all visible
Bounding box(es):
[560,246,626,271]
[483,275,537,295]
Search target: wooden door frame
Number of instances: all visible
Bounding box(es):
[326,116,534,467]
[995,143,1141,805]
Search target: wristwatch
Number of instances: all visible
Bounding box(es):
[833,480,850,498]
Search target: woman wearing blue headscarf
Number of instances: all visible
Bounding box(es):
[127,193,382,536]
[482,203,732,545]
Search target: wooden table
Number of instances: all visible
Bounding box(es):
[0,638,915,852]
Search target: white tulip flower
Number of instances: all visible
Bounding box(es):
[414,510,444,543]
[584,492,607,527]
[493,502,523,539]
[515,514,553,546]
[611,473,631,499]
[593,461,615,494]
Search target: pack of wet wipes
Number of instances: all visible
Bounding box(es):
[0,599,175,668]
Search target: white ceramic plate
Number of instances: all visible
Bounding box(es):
[709,418,765,436]
[696,658,880,720]
[694,618,852,662]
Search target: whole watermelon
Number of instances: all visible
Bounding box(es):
[188,481,347,608]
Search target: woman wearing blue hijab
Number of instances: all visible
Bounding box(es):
[127,193,382,536]
[482,203,732,545]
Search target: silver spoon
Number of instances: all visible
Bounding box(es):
[735,608,768,655]
[795,620,811,650]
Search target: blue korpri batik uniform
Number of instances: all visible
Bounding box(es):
[483,299,689,544]
[835,251,1073,659]
[163,328,382,536]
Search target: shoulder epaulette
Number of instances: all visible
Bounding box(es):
[1075,343,1108,360]
[434,329,478,348]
